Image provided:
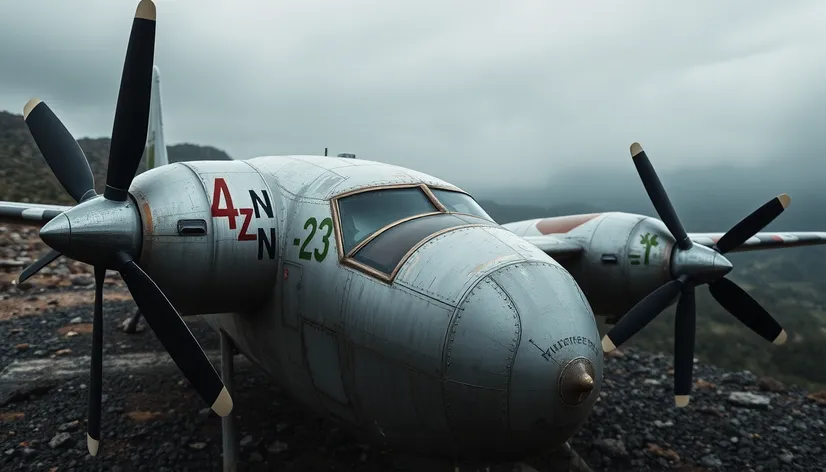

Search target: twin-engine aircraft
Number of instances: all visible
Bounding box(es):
[2,0,825,469]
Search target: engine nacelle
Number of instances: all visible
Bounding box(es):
[563,212,677,318]
[129,161,282,316]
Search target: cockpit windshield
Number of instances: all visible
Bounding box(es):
[429,188,494,222]
[337,187,438,254]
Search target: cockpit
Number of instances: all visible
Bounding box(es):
[332,184,496,281]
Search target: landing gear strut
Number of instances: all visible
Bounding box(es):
[220,329,239,472]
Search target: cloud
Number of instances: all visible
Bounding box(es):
[0,0,824,189]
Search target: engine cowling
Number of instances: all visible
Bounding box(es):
[564,213,678,319]
[129,160,282,316]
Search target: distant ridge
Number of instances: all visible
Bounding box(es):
[0,110,232,205]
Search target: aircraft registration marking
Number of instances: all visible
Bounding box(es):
[209,177,277,260]
[294,216,333,262]
[529,336,600,360]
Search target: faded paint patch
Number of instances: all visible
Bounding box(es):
[536,213,601,235]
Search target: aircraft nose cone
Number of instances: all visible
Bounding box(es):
[40,213,71,253]
[558,357,596,406]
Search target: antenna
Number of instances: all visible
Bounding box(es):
[324,147,328,156]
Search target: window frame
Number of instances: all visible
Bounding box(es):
[329,182,491,283]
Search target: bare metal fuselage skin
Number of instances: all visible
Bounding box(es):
[127,156,603,461]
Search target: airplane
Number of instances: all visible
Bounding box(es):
[2,0,826,469]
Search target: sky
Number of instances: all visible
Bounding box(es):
[0,0,824,190]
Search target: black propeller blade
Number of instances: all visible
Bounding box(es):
[105,0,156,201]
[17,0,234,457]
[17,249,62,286]
[22,99,96,204]
[603,142,789,407]
[87,266,105,456]
[713,194,791,255]
[116,252,232,414]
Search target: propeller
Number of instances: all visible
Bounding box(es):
[16,0,233,457]
[601,142,789,407]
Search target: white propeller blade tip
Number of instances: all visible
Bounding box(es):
[211,386,234,417]
[601,336,617,353]
[777,194,791,209]
[630,142,644,157]
[773,329,788,346]
[136,0,156,21]
[675,395,690,407]
[23,98,42,120]
[87,434,100,456]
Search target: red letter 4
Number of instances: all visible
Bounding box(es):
[210,178,239,229]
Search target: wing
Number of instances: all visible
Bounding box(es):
[0,201,70,227]
[689,232,826,253]
[521,234,584,261]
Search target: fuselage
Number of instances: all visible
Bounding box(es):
[127,155,603,461]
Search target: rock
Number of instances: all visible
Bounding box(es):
[593,438,627,458]
[70,275,94,286]
[700,454,723,467]
[727,392,770,409]
[267,441,289,454]
[48,432,73,449]
[0,380,56,406]
[188,442,206,450]
[757,377,786,393]
[69,316,83,324]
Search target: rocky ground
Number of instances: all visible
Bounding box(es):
[1,224,825,472]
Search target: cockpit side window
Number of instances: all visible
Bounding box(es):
[337,187,438,254]
[430,188,494,222]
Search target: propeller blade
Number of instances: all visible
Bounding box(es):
[708,277,787,345]
[673,285,696,407]
[714,194,791,254]
[22,99,96,203]
[87,266,105,457]
[17,249,62,285]
[115,252,232,417]
[602,279,683,352]
[104,0,157,201]
[629,143,692,250]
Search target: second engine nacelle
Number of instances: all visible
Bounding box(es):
[563,212,678,319]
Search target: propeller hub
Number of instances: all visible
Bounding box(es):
[40,195,142,268]
[671,243,733,284]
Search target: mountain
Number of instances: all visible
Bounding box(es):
[0,111,231,205]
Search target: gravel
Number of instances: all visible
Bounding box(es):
[1,225,825,471]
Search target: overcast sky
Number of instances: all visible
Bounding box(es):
[0,0,824,189]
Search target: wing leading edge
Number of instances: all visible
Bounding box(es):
[0,201,70,227]
[688,232,826,253]
[521,234,584,261]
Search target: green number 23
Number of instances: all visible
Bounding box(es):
[298,216,333,262]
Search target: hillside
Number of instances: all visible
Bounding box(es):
[0,111,231,205]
